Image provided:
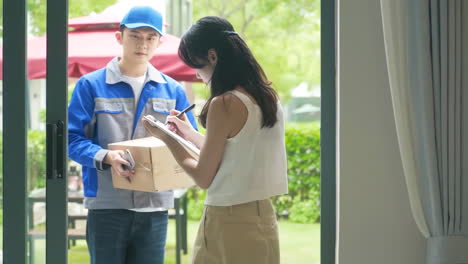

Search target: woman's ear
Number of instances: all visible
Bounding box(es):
[207,49,218,65]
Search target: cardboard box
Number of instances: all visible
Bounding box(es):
[108,137,195,192]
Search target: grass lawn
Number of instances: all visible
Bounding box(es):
[1,219,319,264]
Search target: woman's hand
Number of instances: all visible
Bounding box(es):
[142,119,169,140]
[166,109,197,140]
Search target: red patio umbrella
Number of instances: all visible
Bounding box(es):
[0,14,198,82]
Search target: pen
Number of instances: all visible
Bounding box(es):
[165,103,196,124]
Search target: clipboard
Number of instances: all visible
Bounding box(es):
[143,115,200,156]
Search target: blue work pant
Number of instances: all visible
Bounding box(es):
[86,209,168,264]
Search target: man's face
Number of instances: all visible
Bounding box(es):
[116,27,161,64]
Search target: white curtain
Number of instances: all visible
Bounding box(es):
[380,0,468,263]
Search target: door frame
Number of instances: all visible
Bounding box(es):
[3,0,335,263]
[3,0,28,262]
[320,0,336,263]
[45,0,69,263]
[3,0,69,263]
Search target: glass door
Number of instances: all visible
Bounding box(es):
[3,0,69,263]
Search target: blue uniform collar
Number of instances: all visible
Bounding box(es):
[105,57,167,85]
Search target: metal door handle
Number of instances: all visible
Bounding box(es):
[46,120,64,179]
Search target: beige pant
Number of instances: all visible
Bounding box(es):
[191,199,280,264]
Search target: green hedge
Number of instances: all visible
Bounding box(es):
[27,130,47,191]
[283,122,320,223]
[0,130,47,196]
[187,122,321,224]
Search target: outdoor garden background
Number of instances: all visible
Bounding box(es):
[0,0,320,263]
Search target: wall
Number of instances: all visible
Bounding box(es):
[337,1,425,263]
[462,0,468,236]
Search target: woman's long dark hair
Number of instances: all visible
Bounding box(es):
[178,16,278,128]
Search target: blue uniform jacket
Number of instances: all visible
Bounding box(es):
[68,58,197,209]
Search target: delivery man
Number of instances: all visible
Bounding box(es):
[67,6,197,264]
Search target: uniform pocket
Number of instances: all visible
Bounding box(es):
[94,100,124,114]
[93,98,132,146]
[151,98,176,114]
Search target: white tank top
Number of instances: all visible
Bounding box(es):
[205,90,288,206]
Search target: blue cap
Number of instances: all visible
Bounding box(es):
[120,6,164,36]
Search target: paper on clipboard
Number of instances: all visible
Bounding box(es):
[143,115,200,156]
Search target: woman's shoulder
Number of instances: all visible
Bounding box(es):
[215,89,250,109]
[208,90,249,120]
[209,93,234,116]
[213,91,235,102]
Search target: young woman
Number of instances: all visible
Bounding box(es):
[143,16,288,264]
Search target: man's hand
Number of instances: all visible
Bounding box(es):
[103,150,135,182]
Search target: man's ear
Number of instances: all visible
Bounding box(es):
[207,49,218,64]
[115,31,123,45]
[154,35,162,48]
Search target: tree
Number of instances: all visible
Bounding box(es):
[192,0,320,102]
[0,0,117,36]
[29,0,118,35]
